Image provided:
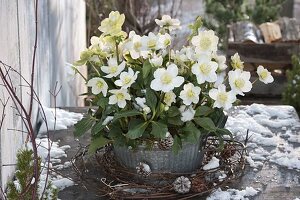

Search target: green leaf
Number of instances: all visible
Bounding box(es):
[74,116,95,137]
[216,128,233,138]
[172,135,182,154]
[97,97,109,109]
[142,60,152,79]
[145,88,157,112]
[108,124,122,138]
[168,116,184,126]
[91,122,105,135]
[194,117,216,131]
[113,110,142,121]
[195,106,213,117]
[182,122,201,143]
[74,59,86,66]
[127,119,148,139]
[150,121,168,139]
[167,106,181,117]
[216,113,228,128]
[88,135,111,154]
[108,124,126,146]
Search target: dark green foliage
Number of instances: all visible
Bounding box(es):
[282,55,300,114]
[246,0,286,24]
[6,149,58,200]
[7,149,38,200]
[204,0,286,48]
[204,0,246,48]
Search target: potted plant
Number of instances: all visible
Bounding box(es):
[72,11,274,173]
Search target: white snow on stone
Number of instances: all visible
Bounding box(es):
[27,137,74,197]
[207,187,259,200]
[203,157,219,170]
[225,104,300,171]
[52,178,74,190]
[246,156,263,168]
[34,138,70,164]
[39,106,83,134]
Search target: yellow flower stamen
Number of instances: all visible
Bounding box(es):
[123,76,132,85]
[217,92,228,104]
[116,93,125,100]
[133,42,142,50]
[96,81,104,89]
[234,78,245,89]
[199,37,212,50]
[110,66,117,73]
[199,64,211,75]
[161,74,172,84]
[260,70,268,80]
[187,90,195,98]
[147,40,157,49]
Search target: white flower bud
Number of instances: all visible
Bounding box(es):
[164,106,169,111]
[143,106,151,114]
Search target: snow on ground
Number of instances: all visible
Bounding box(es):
[207,187,259,200]
[203,157,220,170]
[38,106,83,134]
[28,137,75,196]
[29,108,82,196]
[206,104,300,199]
[225,104,300,170]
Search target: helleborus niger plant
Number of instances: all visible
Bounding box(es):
[73,12,273,153]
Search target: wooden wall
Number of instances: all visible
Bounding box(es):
[0,0,86,187]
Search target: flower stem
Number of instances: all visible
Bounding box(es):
[116,41,120,64]
[88,61,101,76]
[252,78,258,85]
[74,67,87,82]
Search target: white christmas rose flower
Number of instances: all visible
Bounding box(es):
[108,89,131,108]
[213,53,228,71]
[135,97,151,114]
[87,77,108,96]
[214,71,226,88]
[98,11,125,36]
[142,32,160,50]
[90,36,101,49]
[229,69,252,96]
[158,33,172,49]
[150,64,184,92]
[179,83,201,105]
[114,68,139,88]
[179,105,196,122]
[231,53,244,70]
[155,15,181,31]
[191,56,218,84]
[257,65,274,84]
[126,34,149,59]
[150,55,163,67]
[101,57,126,78]
[191,30,219,54]
[209,84,236,110]
[135,97,147,108]
[164,91,176,106]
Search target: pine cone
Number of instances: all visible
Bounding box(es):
[136,162,151,177]
[173,176,191,194]
[191,177,208,193]
[220,144,236,160]
[158,132,174,150]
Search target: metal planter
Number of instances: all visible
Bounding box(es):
[113,140,204,173]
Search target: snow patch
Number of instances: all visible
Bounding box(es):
[203,157,219,170]
[207,187,259,200]
[39,106,83,134]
